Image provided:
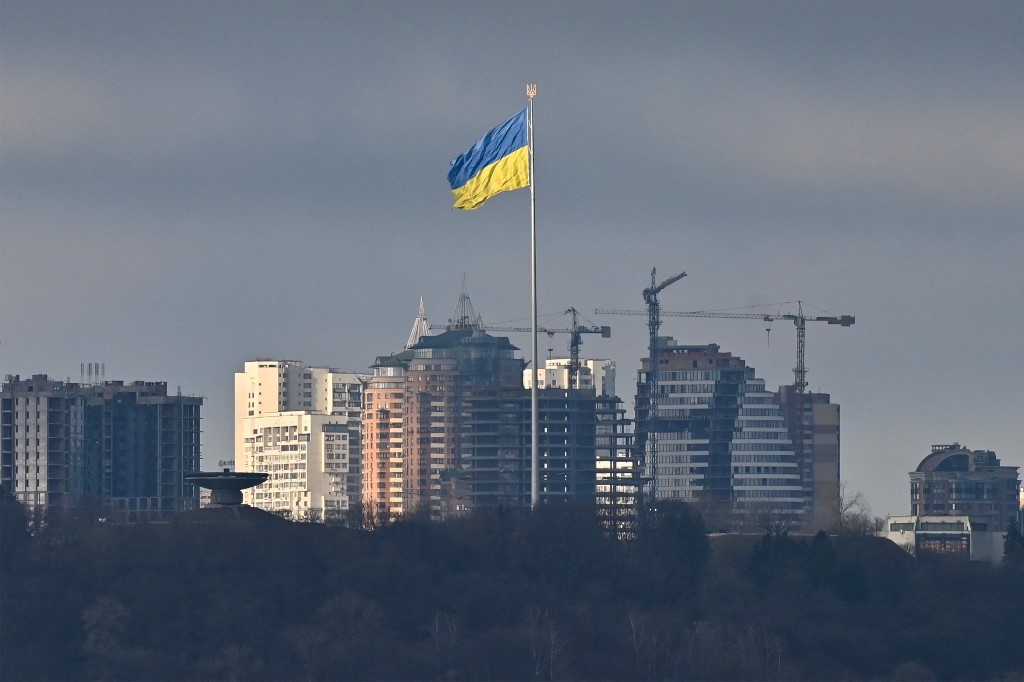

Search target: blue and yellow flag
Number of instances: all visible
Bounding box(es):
[448,108,530,210]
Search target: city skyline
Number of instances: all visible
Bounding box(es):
[2,1,1022,520]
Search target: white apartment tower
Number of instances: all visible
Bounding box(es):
[234,360,367,518]
[524,358,616,396]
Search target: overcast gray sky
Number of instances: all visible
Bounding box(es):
[2,1,1022,518]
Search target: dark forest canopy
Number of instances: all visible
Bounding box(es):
[2,496,1023,682]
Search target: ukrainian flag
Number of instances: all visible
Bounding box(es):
[448,108,530,210]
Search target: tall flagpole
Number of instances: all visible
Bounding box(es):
[527,83,539,509]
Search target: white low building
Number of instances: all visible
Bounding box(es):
[880,515,1006,563]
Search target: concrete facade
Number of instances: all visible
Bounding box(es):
[1,375,89,511]
[234,361,367,518]
[774,386,841,531]
[1,374,202,520]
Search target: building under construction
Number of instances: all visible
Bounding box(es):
[459,387,633,511]
[634,340,806,531]
[362,294,637,522]
[599,270,850,533]
[1,374,203,521]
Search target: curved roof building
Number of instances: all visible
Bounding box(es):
[909,443,1020,532]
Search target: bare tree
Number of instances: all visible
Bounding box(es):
[431,611,462,680]
[732,501,798,536]
[524,606,569,681]
[835,482,879,535]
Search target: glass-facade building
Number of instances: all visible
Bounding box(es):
[635,340,804,530]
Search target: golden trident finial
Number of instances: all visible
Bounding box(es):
[526,84,537,99]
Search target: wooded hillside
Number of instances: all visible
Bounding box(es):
[2,496,1022,681]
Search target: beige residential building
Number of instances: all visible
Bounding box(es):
[234,360,366,518]
[774,386,841,532]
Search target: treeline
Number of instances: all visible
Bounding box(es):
[2,496,1023,681]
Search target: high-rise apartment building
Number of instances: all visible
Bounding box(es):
[363,352,411,518]
[1,374,203,520]
[634,340,804,530]
[86,380,203,519]
[774,386,840,531]
[909,443,1020,532]
[1,375,89,510]
[234,361,367,518]
[363,294,629,521]
[364,328,524,519]
[460,387,633,511]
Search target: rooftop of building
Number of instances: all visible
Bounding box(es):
[914,443,1017,474]
[411,327,519,351]
[370,349,414,369]
[3,375,202,400]
[656,339,727,353]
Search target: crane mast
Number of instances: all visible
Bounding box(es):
[639,268,687,504]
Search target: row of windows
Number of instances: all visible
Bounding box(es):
[733,431,786,440]
[731,443,791,451]
[661,466,703,475]
[659,454,703,463]
[660,478,700,488]
[660,397,713,406]
[732,454,795,463]
[657,444,710,453]
[734,466,789,475]
[734,490,800,499]
[733,478,800,487]
[736,419,784,428]
[658,371,720,381]
[660,407,710,417]
[660,432,708,441]
[265,463,307,471]
[660,383,715,394]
